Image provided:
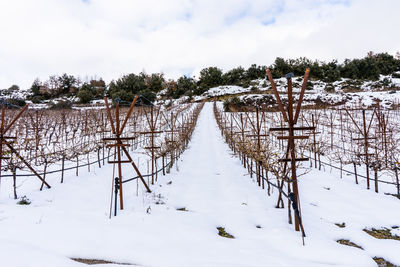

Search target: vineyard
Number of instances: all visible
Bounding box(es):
[0,100,204,213]
[214,95,400,235]
[1,88,400,266]
[1,0,399,264]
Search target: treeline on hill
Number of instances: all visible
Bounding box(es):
[3,52,397,106]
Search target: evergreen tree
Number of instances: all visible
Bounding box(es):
[245,64,266,80]
[199,67,223,89]
[30,78,41,95]
[77,83,95,103]
[58,73,77,94]
[174,76,196,98]
[222,67,245,85]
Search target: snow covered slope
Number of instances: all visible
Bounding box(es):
[1,103,400,266]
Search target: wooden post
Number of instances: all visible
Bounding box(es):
[287,75,301,232]
[362,110,371,190]
[76,156,79,176]
[0,106,4,190]
[395,167,399,197]
[12,165,17,199]
[374,166,379,193]
[353,162,358,184]
[312,114,317,168]
[61,154,65,183]
[256,108,261,186]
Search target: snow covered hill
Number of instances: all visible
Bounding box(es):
[156,72,400,110]
[1,103,400,266]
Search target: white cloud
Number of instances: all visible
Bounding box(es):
[0,0,398,88]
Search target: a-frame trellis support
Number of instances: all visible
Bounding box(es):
[0,104,51,190]
[103,96,151,212]
[266,68,312,239]
[345,108,380,192]
[141,106,162,185]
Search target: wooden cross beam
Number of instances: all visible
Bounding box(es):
[137,131,163,135]
[278,158,309,163]
[277,136,309,140]
[269,126,315,132]
[103,137,136,142]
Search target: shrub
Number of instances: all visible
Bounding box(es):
[49,100,72,110]
[306,81,314,90]
[137,89,156,105]
[110,90,134,102]
[223,99,230,112]
[30,95,44,104]
[223,96,243,112]
[324,84,335,92]
[164,100,173,108]
[17,196,31,205]
[250,86,258,92]
[239,80,250,88]
[381,77,391,87]
[7,98,26,107]
[261,81,267,88]
[222,67,245,85]
[77,88,94,104]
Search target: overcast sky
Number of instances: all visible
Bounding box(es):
[0,0,398,88]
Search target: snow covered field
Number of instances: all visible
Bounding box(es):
[1,103,400,266]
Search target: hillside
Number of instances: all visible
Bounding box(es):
[2,53,400,110]
[158,72,400,110]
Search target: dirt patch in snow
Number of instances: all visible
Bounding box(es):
[217,227,235,239]
[336,239,363,249]
[363,227,400,241]
[373,257,399,267]
[71,258,137,265]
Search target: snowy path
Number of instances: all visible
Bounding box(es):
[1,103,400,266]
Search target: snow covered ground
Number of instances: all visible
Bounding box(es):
[1,103,400,266]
